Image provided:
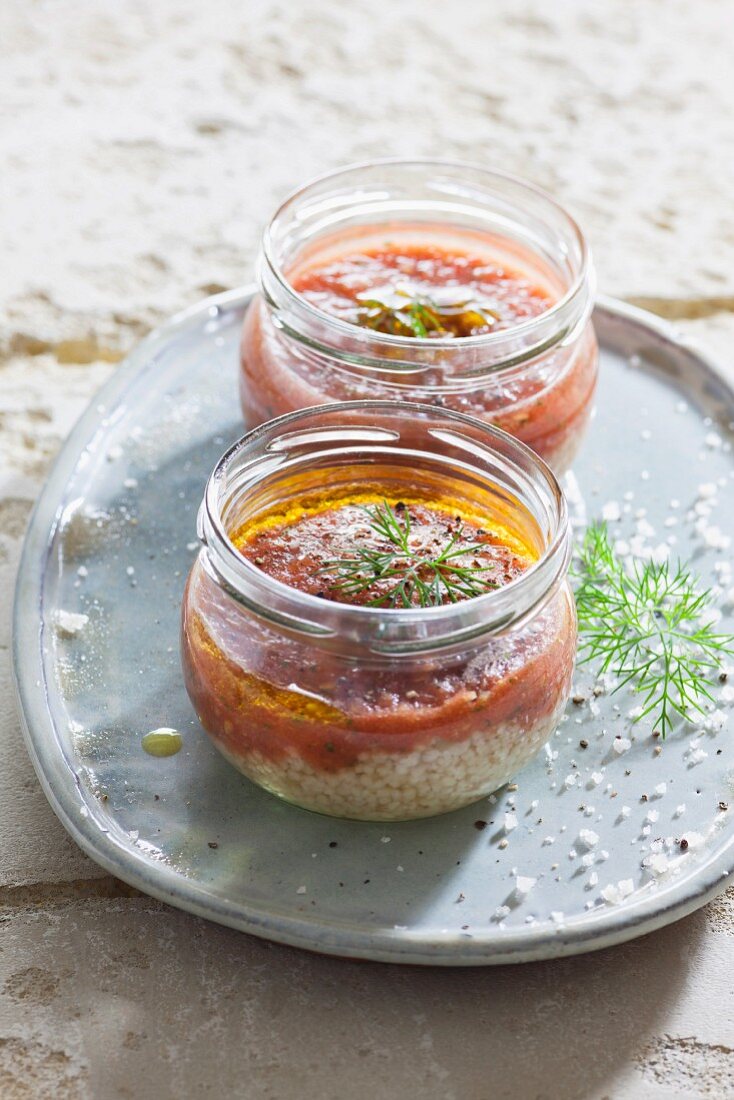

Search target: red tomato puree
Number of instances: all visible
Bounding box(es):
[240,231,598,474]
[291,243,552,335]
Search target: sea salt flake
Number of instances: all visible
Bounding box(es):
[600,884,621,905]
[513,875,536,900]
[683,831,706,852]
[54,610,89,637]
[646,853,670,877]
[504,812,518,833]
[296,886,307,895]
[613,737,632,755]
[602,501,621,522]
[577,829,599,851]
[653,782,667,797]
[587,771,604,789]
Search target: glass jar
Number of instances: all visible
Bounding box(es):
[240,159,598,475]
[181,402,576,821]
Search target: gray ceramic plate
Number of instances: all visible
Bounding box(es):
[13,289,734,965]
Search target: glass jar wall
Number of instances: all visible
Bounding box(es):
[181,402,576,821]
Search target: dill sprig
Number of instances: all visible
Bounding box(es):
[320,500,500,608]
[573,522,733,737]
[355,286,500,338]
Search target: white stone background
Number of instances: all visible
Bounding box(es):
[1,1,734,1096]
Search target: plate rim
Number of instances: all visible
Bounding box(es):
[12,288,734,965]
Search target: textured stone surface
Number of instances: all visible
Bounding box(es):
[0,897,731,1100]
[2,1,734,1096]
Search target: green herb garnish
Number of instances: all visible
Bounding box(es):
[573,522,733,737]
[355,285,500,338]
[320,500,500,608]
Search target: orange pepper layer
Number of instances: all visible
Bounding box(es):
[232,492,534,608]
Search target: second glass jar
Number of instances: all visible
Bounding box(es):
[240,159,598,475]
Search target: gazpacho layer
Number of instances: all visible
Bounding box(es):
[241,230,598,473]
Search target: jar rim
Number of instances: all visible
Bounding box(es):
[260,158,594,372]
[198,402,571,653]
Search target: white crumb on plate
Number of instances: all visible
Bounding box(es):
[645,853,670,877]
[513,875,536,900]
[601,879,635,905]
[577,829,599,851]
[54,610,89,637]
